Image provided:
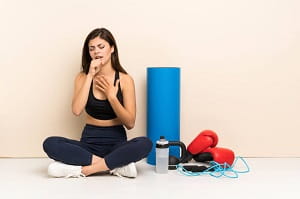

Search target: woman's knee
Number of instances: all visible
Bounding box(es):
[134,137,153,153]
[42,136,62,154]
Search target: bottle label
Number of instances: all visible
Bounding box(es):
[156,143,169,148]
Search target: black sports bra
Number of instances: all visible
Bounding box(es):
[85,71,123,120]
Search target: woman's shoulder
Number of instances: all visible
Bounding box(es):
[74,72,87,83]
[119,72,134,83]
[76,71,86,78]
[119,72,134,90]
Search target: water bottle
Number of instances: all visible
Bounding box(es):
[156,136,169,173]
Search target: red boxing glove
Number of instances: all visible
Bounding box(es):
[203,147,235,166]
[187,130,218,155]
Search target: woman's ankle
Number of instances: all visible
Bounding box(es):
[82,159,109,176]
[91,155,103,164]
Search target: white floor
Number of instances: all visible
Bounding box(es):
[0,158,299,199]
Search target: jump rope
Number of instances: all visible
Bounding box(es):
[176,156,250,178]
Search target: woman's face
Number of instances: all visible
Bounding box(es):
[88,37,114,65]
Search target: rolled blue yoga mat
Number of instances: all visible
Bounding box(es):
[147,67,180,165]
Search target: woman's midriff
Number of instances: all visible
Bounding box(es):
[86,114,122,127]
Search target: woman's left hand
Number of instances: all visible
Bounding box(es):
[94,75,119,100]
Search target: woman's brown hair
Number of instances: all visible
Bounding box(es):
[81,28,127,74]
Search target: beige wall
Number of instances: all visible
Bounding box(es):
[1,0,299,157]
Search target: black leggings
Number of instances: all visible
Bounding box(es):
[43,124,152,170]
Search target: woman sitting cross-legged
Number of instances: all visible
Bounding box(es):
[43,28,152,178]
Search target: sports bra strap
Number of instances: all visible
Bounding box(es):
[114,71,119,86]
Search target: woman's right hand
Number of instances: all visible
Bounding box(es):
[88,58,102,77]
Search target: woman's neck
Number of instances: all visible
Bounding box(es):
[98,61,114,76]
